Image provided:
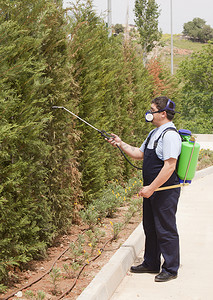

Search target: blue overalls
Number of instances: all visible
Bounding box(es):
[142,129,181,275]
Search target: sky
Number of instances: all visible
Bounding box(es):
[64,0,213,34]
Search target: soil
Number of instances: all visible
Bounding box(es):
[147,44,193,60]
[1,205,142,300]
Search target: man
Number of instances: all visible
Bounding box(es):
[108,96,181,282]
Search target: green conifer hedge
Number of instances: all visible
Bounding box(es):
[0,0,81,283]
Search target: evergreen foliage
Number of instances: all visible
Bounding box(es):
[177,45,213,133]
[114,24,124,35]
[67,1,153,202]
[147,58,182,129]
[0,0,81,283]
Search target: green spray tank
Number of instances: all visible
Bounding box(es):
[177,129,200,184]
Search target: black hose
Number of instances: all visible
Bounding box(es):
[116,145,143,170]
[99,131,143,170]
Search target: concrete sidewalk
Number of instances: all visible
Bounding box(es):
[110,170,213,300]
[77,167,213,300]
[195,134,213,151]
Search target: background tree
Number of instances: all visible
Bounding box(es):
[134,0,162,65]
[183,18,213,43]
[177,45,213,133]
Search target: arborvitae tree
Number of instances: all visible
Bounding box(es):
[0,0,81,283]
[117,40,153,176]
[35,1,82,229]
[134,0,162,65]
[147,58,182,128]
[0,7,52,283]
[0,0,163,286]
[67,1,154,201]
[67,1,125,202]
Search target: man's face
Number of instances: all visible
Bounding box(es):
[150,104,160,125]
[150,103,166,127]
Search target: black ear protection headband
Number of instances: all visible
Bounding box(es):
[158,99,180,113]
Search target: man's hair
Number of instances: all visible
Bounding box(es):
[152,96,175,121]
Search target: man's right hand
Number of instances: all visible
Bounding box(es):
[107,133,122,147]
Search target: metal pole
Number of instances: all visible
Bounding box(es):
[125,0,129,42]
[108,0,112,37]
[170,0,174,75]
[155,183,189,192]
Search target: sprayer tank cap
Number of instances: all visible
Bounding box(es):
[179,129,191,136]
[189,136,196,143]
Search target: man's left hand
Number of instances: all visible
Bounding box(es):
[138,186,155,198]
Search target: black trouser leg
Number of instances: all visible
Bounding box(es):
[151,189,180,275]
[142,197,161,271]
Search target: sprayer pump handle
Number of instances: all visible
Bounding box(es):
[99,130,114,140]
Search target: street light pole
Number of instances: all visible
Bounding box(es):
[108,0,112,37]
[171,0,174,75]
[125,0,129,42]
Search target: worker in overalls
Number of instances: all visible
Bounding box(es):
[108,96,181,282]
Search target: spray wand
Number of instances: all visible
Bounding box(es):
[52,106,142,170]
[52,106,113,140]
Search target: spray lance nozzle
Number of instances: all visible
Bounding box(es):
[52,106,64,109]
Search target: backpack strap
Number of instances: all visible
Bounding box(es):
[153,127,178,150]
[144,127,179,151]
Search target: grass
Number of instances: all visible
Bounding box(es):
[132,33,209,73]
[161,34,208,51]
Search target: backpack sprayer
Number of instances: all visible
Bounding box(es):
[52,106,200,192]
[156,129,200,191]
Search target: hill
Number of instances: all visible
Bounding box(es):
[148,34,209,73]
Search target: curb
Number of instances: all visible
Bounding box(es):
[77,166,213,300]
[77,224,144,300]
[193,165,213,181]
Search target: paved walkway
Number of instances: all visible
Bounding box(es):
[110,171,213,300]
[196,134,213,151]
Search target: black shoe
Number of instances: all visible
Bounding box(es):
[130,264,159,274]
[155,271,177,282]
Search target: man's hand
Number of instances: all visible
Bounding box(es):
[138,185,155,198]
[107,133,122,147]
